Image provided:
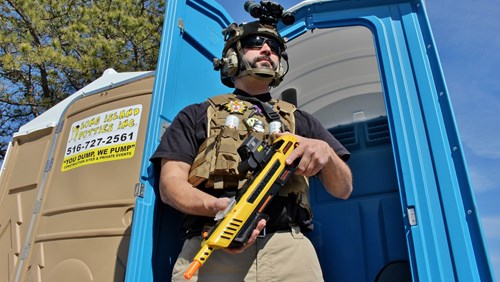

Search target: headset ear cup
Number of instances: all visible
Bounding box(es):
[222,48,238,77]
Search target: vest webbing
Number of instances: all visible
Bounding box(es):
[189,94,294,188]
[187,94,312,221]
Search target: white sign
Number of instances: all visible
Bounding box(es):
[61,104,142,171]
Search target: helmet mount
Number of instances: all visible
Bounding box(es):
[244,0,295,27]
[213,1,295,88]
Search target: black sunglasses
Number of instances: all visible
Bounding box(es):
[241,35,282,55]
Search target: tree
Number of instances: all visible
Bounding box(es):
[0,0,164,162]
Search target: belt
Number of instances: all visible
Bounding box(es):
[258,224,293,238]
[186,223,293,239]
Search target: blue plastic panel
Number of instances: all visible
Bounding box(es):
[277,1,493,281]
[308,117,409,281]
[125,0,232,280]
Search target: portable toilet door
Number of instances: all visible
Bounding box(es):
[277,1,493,280]
[0,70,154,282]
[126,0,494,281]
[125,1,233,280]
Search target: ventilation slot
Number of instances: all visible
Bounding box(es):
[330,125,358,149]
[366,118,390,146]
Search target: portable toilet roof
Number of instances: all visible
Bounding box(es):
[13,68,154,138]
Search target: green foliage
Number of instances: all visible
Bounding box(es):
[0,0,164,161]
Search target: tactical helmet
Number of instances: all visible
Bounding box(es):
[214,21,288,88]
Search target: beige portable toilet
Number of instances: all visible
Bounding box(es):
[0,69,154,281]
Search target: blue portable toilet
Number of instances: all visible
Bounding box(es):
[126,0,494,281]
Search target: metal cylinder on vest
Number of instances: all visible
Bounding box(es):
[269,121,282,134]
[225,115,239,129]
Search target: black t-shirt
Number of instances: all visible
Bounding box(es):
[150,90,350,235]
[151,90,350,165]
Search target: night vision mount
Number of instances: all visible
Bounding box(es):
[244,0,295,27]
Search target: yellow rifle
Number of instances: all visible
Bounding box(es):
[184,134,299,279]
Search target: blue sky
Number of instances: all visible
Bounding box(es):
[218,0,500,279]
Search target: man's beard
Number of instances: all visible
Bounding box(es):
[250,55,277,70]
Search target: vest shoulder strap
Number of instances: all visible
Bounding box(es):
[205,94,298,136]
[208,94,296,113]
[206,94,236,138]
[273,99,296,114]
[207,93,235,107]
[271,99,296,134]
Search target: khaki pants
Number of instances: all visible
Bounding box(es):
[172,227,324,282]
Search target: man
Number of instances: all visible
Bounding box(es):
[151,16,352,281]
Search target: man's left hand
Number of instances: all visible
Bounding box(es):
[275,132,332,177]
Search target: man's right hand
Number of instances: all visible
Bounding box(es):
[224,218,267,254]
[213,197,267,254]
